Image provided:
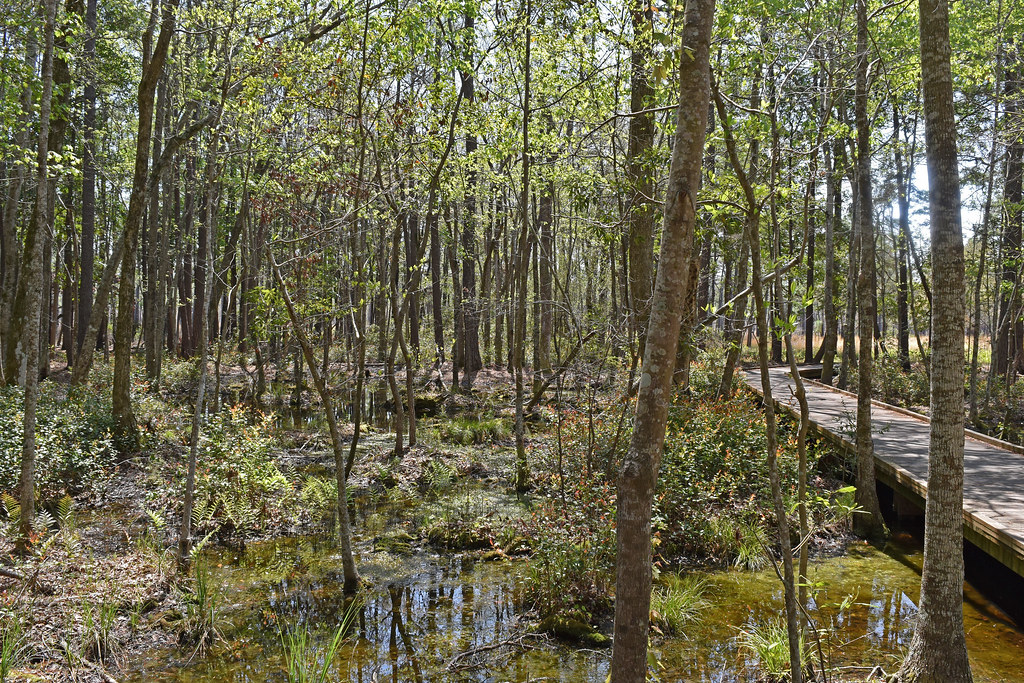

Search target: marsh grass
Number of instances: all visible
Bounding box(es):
[1,615,27,682]
[280,600,359,683]
[650,574,708,635]
[736,619,806,681]
[178,561,222,652]
[439,417,509,445]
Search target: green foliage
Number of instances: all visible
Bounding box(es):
[733,521,770,571]
[279,601,358,683]
[423,506,496,550]
[0,614,27,682]
[1,492,57,541]
[736,619,805,681]
[0,385,114,503]
[655,395,802,563]
[522,473,616,624]
[298,475,337,525]
[178,561,222,651]
[872,353,929,407]
[650,574,708,635]
[161,358,201,395]
[439,417,509,445]
[81,600,119,664]
[424,459,456,493]
[181,408,292,535]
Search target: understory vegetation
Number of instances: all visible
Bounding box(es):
[0,347,872,681]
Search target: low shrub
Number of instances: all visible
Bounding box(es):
[180,408,292,535]
[0,385,114,504]
[439,417,509,445]
[521,472,616,624]
[873,353,929,407]
[655,395,803,563]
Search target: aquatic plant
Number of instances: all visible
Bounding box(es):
[522,472,616,624]
[736,619,805,681]
[81,599,119,664]
[650,574,709,635]
[280,601,359,683]
[734,521,769,571]
[439,416,510,445]
[178,561,222,652]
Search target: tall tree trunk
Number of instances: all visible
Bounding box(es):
[610,0,714,676]
[994,60,1021,379]
[838,144,858,390]
[625,0,656,347]
[819,143,840,383]
[14,0,57,540]
[144,75,169,384]
[177,160,216,567]
[894,106,912,371]
[715,72,804,683]
[0,36,37,373]
[537,175,554,390]
[803,184,815,363]
[853,0,885,538]
[111,0,178,449]
[460,10,482,379]
[899,0,974,678]
[970,30,1002,422]
[717,71,762,397]
[513,0,532,493]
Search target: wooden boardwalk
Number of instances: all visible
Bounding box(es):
[744,366,1024,578]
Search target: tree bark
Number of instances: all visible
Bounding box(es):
[625,0,656,348]
[111,0,178,449]
[894,106,912,372]
[899,0,974,678]
[513,0,532,493]
[460,10,482,379]
[610,0,714,676]
[819,142,840,383]
[852,0,885,538]
[14,0,58,540]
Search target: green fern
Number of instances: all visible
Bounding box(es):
[146,509,165,530]
[57,495,75,531]
[1,494,19,538]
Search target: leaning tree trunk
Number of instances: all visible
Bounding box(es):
[610,0,715,677]
[269,248,360,593]
[898,0,974,679]
[111,0,177,450]
[714,78,803,683]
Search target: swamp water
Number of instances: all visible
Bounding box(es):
[126,505,1024,681]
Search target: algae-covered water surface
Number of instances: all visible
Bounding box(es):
[126,521,1024,682]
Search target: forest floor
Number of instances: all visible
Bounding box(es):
[1,354,948,682]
